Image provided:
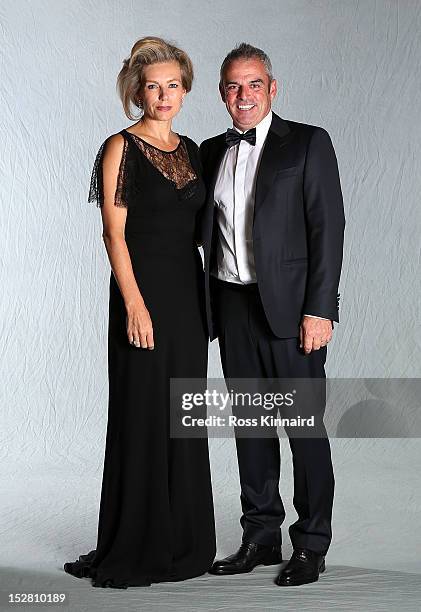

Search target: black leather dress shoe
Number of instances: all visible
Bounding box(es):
[209,541,282,575]
[275,548,326,586]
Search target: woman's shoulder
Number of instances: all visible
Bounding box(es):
[94,131,129,163]
[88,131,132,208]
[100,130,126,148]
[179,134,198,146]
[180,134,200,154]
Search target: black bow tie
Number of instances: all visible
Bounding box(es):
[225,127,256,148]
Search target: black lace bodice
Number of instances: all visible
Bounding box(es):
[88,130,200,208]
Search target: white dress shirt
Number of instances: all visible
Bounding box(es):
[212,109,271,284]
[211,109,327,321]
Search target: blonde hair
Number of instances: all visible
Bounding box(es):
[116,36,194,120]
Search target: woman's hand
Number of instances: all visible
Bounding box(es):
[126,299,154,350]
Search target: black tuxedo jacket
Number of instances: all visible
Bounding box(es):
[199,112,345,341]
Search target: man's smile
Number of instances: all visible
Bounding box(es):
[237,104,255,111]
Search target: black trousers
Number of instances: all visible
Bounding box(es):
[213,279,334,555]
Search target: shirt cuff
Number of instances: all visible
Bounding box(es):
[303,314,330,321]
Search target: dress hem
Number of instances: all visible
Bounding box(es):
[63,550,212,589]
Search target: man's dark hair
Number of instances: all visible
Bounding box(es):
[219,43,274,87]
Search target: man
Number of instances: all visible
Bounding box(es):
[199,43,345,587]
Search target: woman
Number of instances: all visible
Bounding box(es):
[63,36,216,588]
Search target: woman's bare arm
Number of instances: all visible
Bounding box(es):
[100,134,154,349]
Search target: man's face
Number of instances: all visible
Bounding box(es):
[220,58,277,131]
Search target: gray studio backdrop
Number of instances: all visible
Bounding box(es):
[1,0,421,587]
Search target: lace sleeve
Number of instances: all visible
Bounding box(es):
[87,135,130,208]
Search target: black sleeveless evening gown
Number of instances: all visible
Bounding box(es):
[63,130,216,588]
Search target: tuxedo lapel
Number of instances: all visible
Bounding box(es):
[254,113,292,218]
[207,136,228,204]
[202,135,227,253]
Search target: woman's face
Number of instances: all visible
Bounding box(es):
[139,61,186,122]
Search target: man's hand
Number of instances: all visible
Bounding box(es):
[299,315,333,354]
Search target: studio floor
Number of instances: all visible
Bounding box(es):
[2,563,421,612]
[2,445,421,612]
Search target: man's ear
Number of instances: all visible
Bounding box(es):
[270,78,277,101]
[219,82,226,103]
